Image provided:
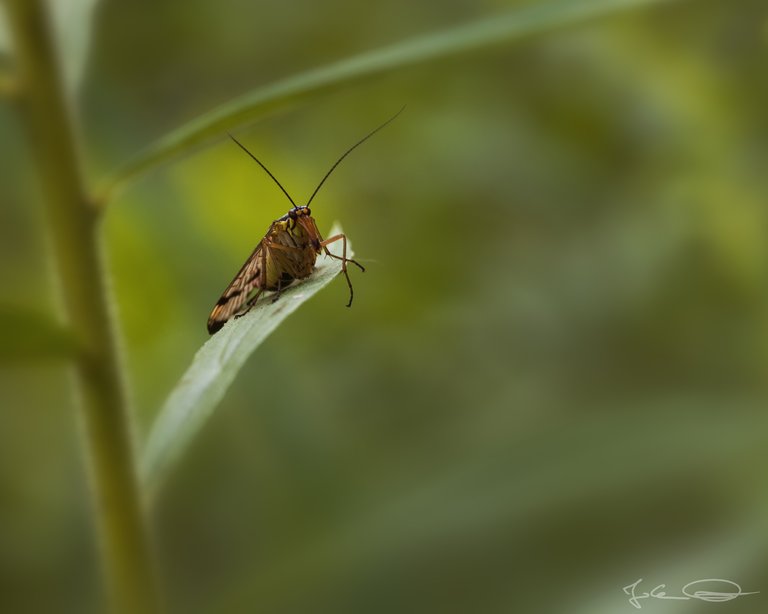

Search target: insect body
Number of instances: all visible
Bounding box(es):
[207,108,402,334]
[207,205,357,334]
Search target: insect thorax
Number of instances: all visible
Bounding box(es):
[271,206,321,250]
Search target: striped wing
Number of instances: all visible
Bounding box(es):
[207,243,265,334]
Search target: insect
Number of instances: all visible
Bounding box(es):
[207,108,402,334]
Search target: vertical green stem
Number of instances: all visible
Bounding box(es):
[5,1,161,613]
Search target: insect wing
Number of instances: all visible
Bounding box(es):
[207,243,264,334]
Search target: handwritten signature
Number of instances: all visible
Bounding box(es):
[623,578,759,609]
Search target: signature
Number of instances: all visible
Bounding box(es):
[623,578,759,609]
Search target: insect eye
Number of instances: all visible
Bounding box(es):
[305,207,311,216]
[289,210,297,219]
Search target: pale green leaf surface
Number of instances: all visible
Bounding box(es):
[140,224,352,497]
[96,0,679,201]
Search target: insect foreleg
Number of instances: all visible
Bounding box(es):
[321,234,366,272]
[320,233,365,307]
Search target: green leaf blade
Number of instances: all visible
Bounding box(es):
[140,224,352,498]
[96,0,680,201]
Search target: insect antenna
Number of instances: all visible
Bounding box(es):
[306,106,405,206]
[228,132,297,208]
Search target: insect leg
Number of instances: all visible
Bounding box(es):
[320,233,365,307]
[321,234,365,272]
[271,278,284,303]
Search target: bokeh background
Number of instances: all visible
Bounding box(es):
[2,0,768,612]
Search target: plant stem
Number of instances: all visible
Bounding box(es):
[4,1,161,613]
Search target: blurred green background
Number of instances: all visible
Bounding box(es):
[2,0,768,612]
